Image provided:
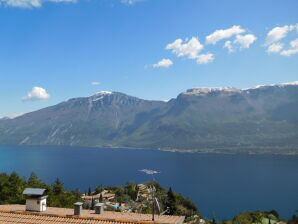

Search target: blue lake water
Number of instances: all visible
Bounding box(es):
[0,145,297,220]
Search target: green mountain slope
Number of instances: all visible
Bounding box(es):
[1,83,298,154]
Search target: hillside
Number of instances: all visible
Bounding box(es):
[1,82,298,154]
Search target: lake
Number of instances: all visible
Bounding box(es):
[0,145,297,220]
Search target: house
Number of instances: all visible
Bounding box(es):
[0,204,185,224]
[82,192,115,201]
[0,187,185,224]
[23,188,48,212]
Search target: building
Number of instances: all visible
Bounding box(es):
[0,204,185,224]
[82,193,115,201]
[23,188,48,212]
[0,187,184,224]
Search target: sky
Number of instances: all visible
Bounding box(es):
[0,0,297,117]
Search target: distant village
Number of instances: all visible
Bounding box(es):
[81,184,153,213]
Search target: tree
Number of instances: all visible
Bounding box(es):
[95,186,104,195]
[165,187,176,215]
[27,172,45,188]
[210,217,217,224]
[288,215,298,224]
[88,187,92,196]
[269,210,279,219]
[71,189,82,201]
[6,172,26,204]
[52,178,64,195]
[99,194,103,202]
[125,182,138,201]
[91,197,95,210]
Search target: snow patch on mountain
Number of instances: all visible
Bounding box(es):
[184,81,298,95]
[91,91,113,102]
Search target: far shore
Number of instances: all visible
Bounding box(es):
[1,144,298,155]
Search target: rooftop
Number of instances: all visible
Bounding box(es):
[0,205,185,224]
[23,188,46,196]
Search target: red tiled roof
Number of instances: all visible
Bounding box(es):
[0,205,185,224]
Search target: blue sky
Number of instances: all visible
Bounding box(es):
[0,0,297,117]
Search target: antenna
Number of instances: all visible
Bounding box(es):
[139,169,161,221]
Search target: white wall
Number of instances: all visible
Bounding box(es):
[26,198,47,212]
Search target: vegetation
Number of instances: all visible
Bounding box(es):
[288,215,298,224]
[217,210,296,224]
[0,172,199,219]
[1,171,296,223]
[0,172,82,208]
[91,181,199,220]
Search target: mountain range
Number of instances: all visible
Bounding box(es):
[1,82,298,154]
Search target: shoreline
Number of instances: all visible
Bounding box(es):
[1,144,298,155]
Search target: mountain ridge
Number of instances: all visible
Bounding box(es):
[1,81,298,154]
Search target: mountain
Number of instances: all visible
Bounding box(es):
[1,82,298,154]
[0,117,10,121]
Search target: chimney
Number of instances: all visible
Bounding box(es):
[23,188,47,212]
[74,202,83,216]
[95,203,104,215]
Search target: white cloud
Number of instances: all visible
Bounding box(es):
[205,25,246,45]
[91,81,101,86]
[280,48,298,56]
[166,37,214,64]
[0,0,76,8]
[234,34,257,49]
[290,38,298,48]
[280,38,298,56]
[121,0,145,5]
[223,34,256,53]
[265,24,298,45]
[224,40,234,53]
[267,43,284,54]
[196,53,214,64]
[166,37,204,59]
[22,87,50,101]
[153,58,173,68]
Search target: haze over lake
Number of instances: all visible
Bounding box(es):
[0,145,297,220]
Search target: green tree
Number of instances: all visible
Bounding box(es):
[52,178,64,195]
[91,197,95,210]
[210,217,217,224]
[165,187,176,215]
[27,172,46,188]
[269,210,279,219]
[288,215,298,224]
[71,189,82,201]
[6,172,26,204]
[99,194,103,202]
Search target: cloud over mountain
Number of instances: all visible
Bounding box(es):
[22,87,50,101]
[165,37,214,64]
[265,24,298,56]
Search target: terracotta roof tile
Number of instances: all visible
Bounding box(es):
[0,205,184,224]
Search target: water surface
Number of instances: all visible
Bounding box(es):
[0,145,297,220]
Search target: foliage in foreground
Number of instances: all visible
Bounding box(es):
[0,172,199,219]
[0,172,82,208]
[1,172,297,223]
[216,210,298,224]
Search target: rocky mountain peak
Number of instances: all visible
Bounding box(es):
[183,87,241,96]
